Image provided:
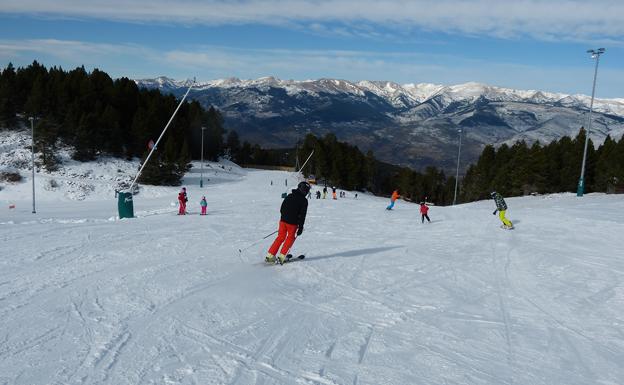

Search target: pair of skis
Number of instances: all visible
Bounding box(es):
[268,254,305,265]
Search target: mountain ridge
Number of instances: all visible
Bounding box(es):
[138,76,624,115]
[136,76,624,171]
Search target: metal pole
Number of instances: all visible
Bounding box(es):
[30,117,36,213]
[238,230,279,253]
[298,150,315,173]
[453,129,462,205]
[200,126,205,187]
[577,48,605,197]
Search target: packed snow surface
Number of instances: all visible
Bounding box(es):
[1,163,624,384]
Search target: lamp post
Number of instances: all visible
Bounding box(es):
[577,48,605,197]
[200,126,206,188]
[29,116,36,213]
[453,128,462,205]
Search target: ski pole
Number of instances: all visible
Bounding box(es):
[238,230,278,253]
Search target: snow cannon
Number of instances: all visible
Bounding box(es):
[116,79,196,220]
[117,192,134,219]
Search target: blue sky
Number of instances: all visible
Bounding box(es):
[1,0,623,97]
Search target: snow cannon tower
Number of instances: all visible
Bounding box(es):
[117,79,195,219]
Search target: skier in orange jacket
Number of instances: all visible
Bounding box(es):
[386,190,400,210]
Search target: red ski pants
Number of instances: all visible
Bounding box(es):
[268,221,298,256]
[178,200,186,215]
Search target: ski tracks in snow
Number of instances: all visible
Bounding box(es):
[489,239,517,384]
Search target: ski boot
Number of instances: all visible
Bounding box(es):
[265,253,276,263]
[277,253,287,265]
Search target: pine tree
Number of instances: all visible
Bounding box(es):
[99,105,123,156]
[178,138,191,174]
[36,118,60,171]
[226,130,241,163]
[73,113,97,161]
[0,63,17,127]
[204,107,225,161]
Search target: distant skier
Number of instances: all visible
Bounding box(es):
[266,181,310,265]
[355,193,358,199]
[322,186,327,199]
[332,186,337,200]
[491,191,513,229]
[386,190,400,210]
[178,187,188,215]
[316,190,321,199]
[200,196,207,215]
[420,202,431,223]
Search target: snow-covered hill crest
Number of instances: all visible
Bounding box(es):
[0,130,245,203]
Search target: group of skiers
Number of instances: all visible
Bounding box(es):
[312,186,354,200]
[384,189,513,229]
[385,189,431,223]
[177,187,208,215]
[176,180,513,264]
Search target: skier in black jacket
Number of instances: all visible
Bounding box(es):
[266,181,310,264]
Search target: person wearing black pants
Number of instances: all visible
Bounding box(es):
[420,202,430,223]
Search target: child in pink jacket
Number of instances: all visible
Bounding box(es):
[200,196,207,215]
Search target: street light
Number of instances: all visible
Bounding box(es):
[453,128,462,205]
[200,126,206,188]
[577,48,605,197]
[29,116,36,213]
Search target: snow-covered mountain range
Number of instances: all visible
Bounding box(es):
[137,76,624,171]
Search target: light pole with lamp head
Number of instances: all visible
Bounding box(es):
[29,116,36,213]
[453,128,462,205]
[577,48,605,197]
[200,126,206,188]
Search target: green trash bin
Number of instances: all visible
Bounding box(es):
[118,192,134,219]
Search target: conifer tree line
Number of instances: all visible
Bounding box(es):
[299,133,457,205]
[459,128,624,201]
[0,62,238,184]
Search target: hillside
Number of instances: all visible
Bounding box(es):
[136,77,624,171]
[1,150,623,384]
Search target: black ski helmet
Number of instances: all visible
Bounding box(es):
[297,181,311,195]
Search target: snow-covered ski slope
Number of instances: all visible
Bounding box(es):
[1,164,624,385]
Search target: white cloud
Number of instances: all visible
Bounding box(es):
[2,0,624,42]
[0,39,147,60]
[2,38,623,97]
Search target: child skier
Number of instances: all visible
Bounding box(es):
[386,190,400,210]
[178,187,188,215]
[266,181,310,265]
[200,196,207,215]
[332,186,337,200]
[491,191,513,229]
[322,186,327,199]
[316,190,321,199]
[420,202,430,223]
